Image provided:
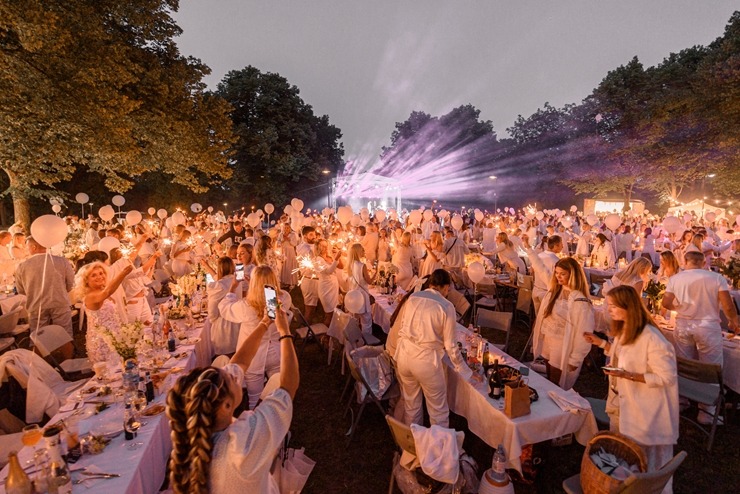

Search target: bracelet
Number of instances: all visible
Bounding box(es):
[279,334,295,342]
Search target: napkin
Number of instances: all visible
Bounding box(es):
[548,389,591,414]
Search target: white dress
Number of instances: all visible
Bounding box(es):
[207,275,241,355]
[392,245,415,290]
[85,299,123,364]
[315,256,339,312]
[279,233,299,286]
[419,248,443,278]
[170,241,192,278]
[347,260,372,333]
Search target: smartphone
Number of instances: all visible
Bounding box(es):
[205,273,215,284]
[264,284,278,320]
[602,366,624,373]
[235,263,244,281]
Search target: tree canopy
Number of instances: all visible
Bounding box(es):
[0,0,233,226]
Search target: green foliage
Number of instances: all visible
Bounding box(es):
[215,66,344,206]
[0,0,234,225]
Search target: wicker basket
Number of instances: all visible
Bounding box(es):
[580,431,647,494]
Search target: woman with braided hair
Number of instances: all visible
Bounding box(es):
[166,304,299,494]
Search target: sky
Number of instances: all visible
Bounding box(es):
[172,0,737,176]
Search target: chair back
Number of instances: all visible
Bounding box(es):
[446,289,470,321]
[676,356,722,386]
[385,414,416,456]
[516,287,532,314]
[31,325,72,357]
[621,451,687,494]
[517,274,533,290]
[344,347,380,402]
[476,308,512,333]
[343,318,366,351]
[0,309,21,336]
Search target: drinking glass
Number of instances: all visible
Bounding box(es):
[22,424,42,464]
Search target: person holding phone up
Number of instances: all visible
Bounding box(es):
[584,285,678,493]
[219,265,293,409]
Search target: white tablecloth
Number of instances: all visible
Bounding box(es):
[447,327,598,473]
[369,288,400,334]
[0,319,212,494]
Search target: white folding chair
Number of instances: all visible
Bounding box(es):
[446,288,471,324]
[475,308,513,353]
[30,325,92,379]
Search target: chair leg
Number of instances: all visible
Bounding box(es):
[520,330,533,362]
[346,401,367,445]
[388,451,398,494]
[340,373,353,403]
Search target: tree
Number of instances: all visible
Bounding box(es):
[0,0,233,227]
[215,66,344,206]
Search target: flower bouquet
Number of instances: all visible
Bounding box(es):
[171,274,198,307]
[376,262,398,292]
[644,279,666,315]
[719,258,740,290]
[167,305,189,320]
[465,252,486,267]
[99,321,145,361]
[62,229,88,262]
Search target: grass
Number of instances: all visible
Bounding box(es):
[286,286,740,494]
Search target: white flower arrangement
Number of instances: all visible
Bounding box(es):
[376,262,399,285]
[171,274,198,301]
[99,321,145,361]
[465,253,486,267]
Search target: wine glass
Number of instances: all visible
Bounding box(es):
[22,424,42,464]
[132,391,149,426]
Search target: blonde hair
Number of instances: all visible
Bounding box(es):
[246,265,281,315]
[345,243,365,275]
[73,261,108,300]
[254,235,272,266]
[614,257,652,283]
[543,257,590,318]
[429,231,443,250]
[166,367,230,494]
[399,232,411,247]
[496,232,513,248]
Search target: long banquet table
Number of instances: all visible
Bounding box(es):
[369,288,598,473]
[0,319,212,494]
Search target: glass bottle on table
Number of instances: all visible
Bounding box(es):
[43,426,72,494]
[4,451,32,494]
[492,444,507,482]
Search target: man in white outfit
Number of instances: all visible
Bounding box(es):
[575,223,593,258]
[441,228,469,287]
[394,269,474,427]
[662,251,739,423]
[296,226,319,322]
[360,223,379,264]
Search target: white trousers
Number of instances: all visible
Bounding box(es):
[125,297,153,325]
[675,319,723,416]
[395,344,449,427]
[245,340,281,409]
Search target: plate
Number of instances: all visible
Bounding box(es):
[181,337,201,346]
[141,404,165,416]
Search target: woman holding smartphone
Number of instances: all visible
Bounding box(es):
[205,257,242,356]
[584,285,678,493]
[218,265,292,409]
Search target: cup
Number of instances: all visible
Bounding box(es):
[93,362,109,381]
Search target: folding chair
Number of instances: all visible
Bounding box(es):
[562,450,687,494]
[325,309,352,366]
[475,308,513,353]
[514,285,533,329]
[473,282,497,309]
[28,325,93,380]
[339,317,380,401]
[676,356,725,451]
[343,348,399,445]
[291,305,327,357]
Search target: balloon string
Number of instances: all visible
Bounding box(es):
[27,250,52,389]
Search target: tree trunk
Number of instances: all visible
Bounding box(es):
[2,167,31,231]
[622,184,633,212]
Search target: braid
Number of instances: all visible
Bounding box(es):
[185,368,228,494]
[166,369,202,494]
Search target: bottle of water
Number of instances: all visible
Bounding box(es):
[492,443,507,482]
[122,359,139,394]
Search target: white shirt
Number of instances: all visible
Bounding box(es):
[442,237,469,268]
[665,268,729,323]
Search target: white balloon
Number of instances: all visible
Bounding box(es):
[586,214,599,226]
[207,206,214,213]
[535,211,544,221]
[375,210,386,222]
[409,210,422,225]
[165,217,173,229]
[157,208,168,220]
[344,289,365,313]
[560,217,573,229]
[389,209,398,221]
[337,206,353,225]
[76,193,89,204]
[147,207,156,215]
[172,211,186,226]
[423,209,434,221]
[474,211,484,222]
[264,203,275,214]
[467,262,486,284]
[450,215,463,230]
[30,215,68,248]
[570,205,578,212]
[257,209,264,218]
[705,211,716,222]
[111,195,125,207]
[49,197,60,207]
[126,210,142,226]
[360,208,370,221]
[438,209,449,219]
[291,198,304,212]
[350,214,362,227]
[98,205,115,222]
[97,236,121,255]
[51,204,62,213]
[191,203,202,213]
[247,213,260,228]
[662,216,682,234]
[284,204,294,215]
[604,213,621,231]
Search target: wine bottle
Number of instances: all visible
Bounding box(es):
[43,426,72,494]
[4,451,32,494]
[488,359,502,400]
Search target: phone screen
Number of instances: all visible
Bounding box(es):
[235,263,244,281]
[205,273,215,284]
[264,284,278,320]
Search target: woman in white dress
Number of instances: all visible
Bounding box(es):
[481,222,497,253]
[170,229,194,278]
[592,233,616,268]
[377,229,391,262]
[315,239,343,326]
[75,261,133,363]
[420,231,444,278]
[206,257,242,356]
[166,306,298,494]
[603,257,652,297]
[584,286,678,493]
[345,243,374,335]
[391,231,415,291]
[218,266,292,409]
[278,223,299,288]
[640,227,659,267]
[254,235,281,279]
[494,232,526,273]
[532,257,594,389]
